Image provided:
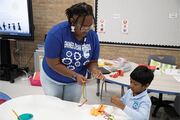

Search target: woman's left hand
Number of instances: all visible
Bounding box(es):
[91,68,105,80]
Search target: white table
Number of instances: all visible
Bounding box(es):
[0,95,131,120]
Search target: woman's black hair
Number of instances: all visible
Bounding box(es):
[65,2,94,28]
[130,66,154,85]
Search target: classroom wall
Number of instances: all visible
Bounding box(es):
[100,45,180,67]
[10,0,180,71]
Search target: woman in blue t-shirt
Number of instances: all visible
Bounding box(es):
[40,2,104,102]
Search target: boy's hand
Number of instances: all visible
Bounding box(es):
[111,95,120,105]
[111,95,125,110]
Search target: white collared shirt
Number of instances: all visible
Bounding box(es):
[121,89,151,120]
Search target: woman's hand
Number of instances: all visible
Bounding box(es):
[91,68,105,80]
[76,73,88,84]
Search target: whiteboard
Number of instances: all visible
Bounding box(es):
[96,0,180,48]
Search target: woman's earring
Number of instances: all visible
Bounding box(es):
[71,26,75,32]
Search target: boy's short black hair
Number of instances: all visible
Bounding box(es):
[130,66,154,85]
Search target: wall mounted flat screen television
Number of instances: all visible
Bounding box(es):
[0,0,34,40]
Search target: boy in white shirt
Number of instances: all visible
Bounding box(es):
[111,65,154,120]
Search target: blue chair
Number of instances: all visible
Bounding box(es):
[0,91,11,104]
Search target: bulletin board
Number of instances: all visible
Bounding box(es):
[95,0,180,48]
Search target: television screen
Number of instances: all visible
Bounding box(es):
[0,0,34,40]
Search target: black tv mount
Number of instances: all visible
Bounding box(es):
[0,39,26,83]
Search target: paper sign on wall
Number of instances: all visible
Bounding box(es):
[121,19,128,34]
[97,19,105,33]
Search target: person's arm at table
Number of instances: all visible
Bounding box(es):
[46,57,87,83]
[122,101,151,120]
[86,60,105,80]
[111,95,151,120]
[44,32,87,84]
[111,95,126,110]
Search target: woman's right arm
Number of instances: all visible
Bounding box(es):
[46,57,87,84]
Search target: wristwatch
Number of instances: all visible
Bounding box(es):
[72,73,77,81]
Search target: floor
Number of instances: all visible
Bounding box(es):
[0,75,180,120]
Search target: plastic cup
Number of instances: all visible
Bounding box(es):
[19,113,33,120]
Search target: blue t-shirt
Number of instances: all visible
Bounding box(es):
[43,21,100,83]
